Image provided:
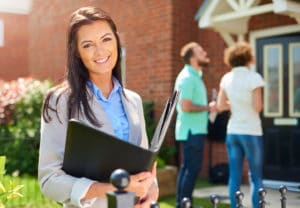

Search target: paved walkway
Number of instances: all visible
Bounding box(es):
[193,185,300,208]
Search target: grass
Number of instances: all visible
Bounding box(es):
[158,177,230,208]
[1,175,60,208]
[1,175,230,208]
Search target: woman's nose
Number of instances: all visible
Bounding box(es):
[94,44,105,56]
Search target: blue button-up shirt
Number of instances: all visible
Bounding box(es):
[87,78,129,141]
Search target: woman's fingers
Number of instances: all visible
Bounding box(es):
[131,171,151,182]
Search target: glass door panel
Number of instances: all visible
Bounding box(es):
[263,44,283,117]
[289,43,300,117]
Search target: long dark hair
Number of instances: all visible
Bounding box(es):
[42,7,123,126]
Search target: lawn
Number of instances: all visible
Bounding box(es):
[1,175,230,208]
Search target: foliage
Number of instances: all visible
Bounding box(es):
[1,174,59,208]
[0,78,35,137]
[0,78,52,175]
[0,156,24,208]
[2,78,52,140]
[143,101,176,169]
[142,100,156,141]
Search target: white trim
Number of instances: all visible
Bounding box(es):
[198,0,220,28]
[0,0,32,14]
[217,31,235,46]
[212,4,273,23]
[226,0,240,11]
[239,0,247,9]
[237,34,244,41]
[0,19,4,47]
[246,0,256,8]
[249,24,300,51]
[198,0,300,44]
[274,118,298,125]
[273,0,300,14]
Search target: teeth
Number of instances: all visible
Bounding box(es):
[95,56,109,63]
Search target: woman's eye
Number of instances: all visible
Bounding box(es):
[103,37,112,42]
[83,44,91,48]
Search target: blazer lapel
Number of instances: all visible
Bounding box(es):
[87,89,114,135]
[121,93,140,145]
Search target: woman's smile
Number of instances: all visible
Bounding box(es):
[95,56,110,64]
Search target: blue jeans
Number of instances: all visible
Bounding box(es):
[226,134,263,208]
[176,132,205,208]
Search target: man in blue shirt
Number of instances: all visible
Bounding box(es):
[174,42,217,208]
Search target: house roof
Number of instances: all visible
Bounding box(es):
[0,0,32,14]
[195,0,300,45]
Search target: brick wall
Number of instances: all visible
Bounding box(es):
[0,13,28,80]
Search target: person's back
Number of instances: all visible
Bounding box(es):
[217,41,264,208]
[221,67,263,135]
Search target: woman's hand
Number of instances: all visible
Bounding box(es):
[135,181,159,208]
[127,161,157,199]
[134,162,159,208]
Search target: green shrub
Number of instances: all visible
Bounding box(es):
[143,101,176,168]
[0,78,52,175]
[143,100,156,141]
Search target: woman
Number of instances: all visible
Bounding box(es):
[38,7,158,208]
[217,42,264,208]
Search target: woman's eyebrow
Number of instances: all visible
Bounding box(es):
[100,32,112,39]
[80,33,113,46]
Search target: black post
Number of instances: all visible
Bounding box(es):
[258,188,267,208]
[150,201,160,208]
[235,191,244,208]
[279,185,287,208]
[181,197,192,208]
[106,169,135,208]
[210,194,219,208]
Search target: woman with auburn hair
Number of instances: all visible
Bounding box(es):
[38,6,158,208]
[217,41,264,208]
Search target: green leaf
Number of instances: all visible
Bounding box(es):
[0,182,6,193]
[12,184,24,192]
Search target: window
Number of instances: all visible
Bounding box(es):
[263,44,283,117]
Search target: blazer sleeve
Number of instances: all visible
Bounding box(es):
[38,89,96,207]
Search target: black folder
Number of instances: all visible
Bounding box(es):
[62,90,179,182]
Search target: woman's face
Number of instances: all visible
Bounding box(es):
[77,20,118,78]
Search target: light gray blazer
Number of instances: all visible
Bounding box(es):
[38,87,149,208]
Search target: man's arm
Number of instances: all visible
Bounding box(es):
[181,99,216,112]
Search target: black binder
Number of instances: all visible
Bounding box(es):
[62,90,179,182]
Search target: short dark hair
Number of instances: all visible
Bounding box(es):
[180,42,199,65]
[224,41,253,67]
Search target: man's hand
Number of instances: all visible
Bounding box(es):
[208,101,218,112]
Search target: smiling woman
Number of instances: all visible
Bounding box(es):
[38,6,158,208]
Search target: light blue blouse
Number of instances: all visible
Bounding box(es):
[87,78,129,141]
